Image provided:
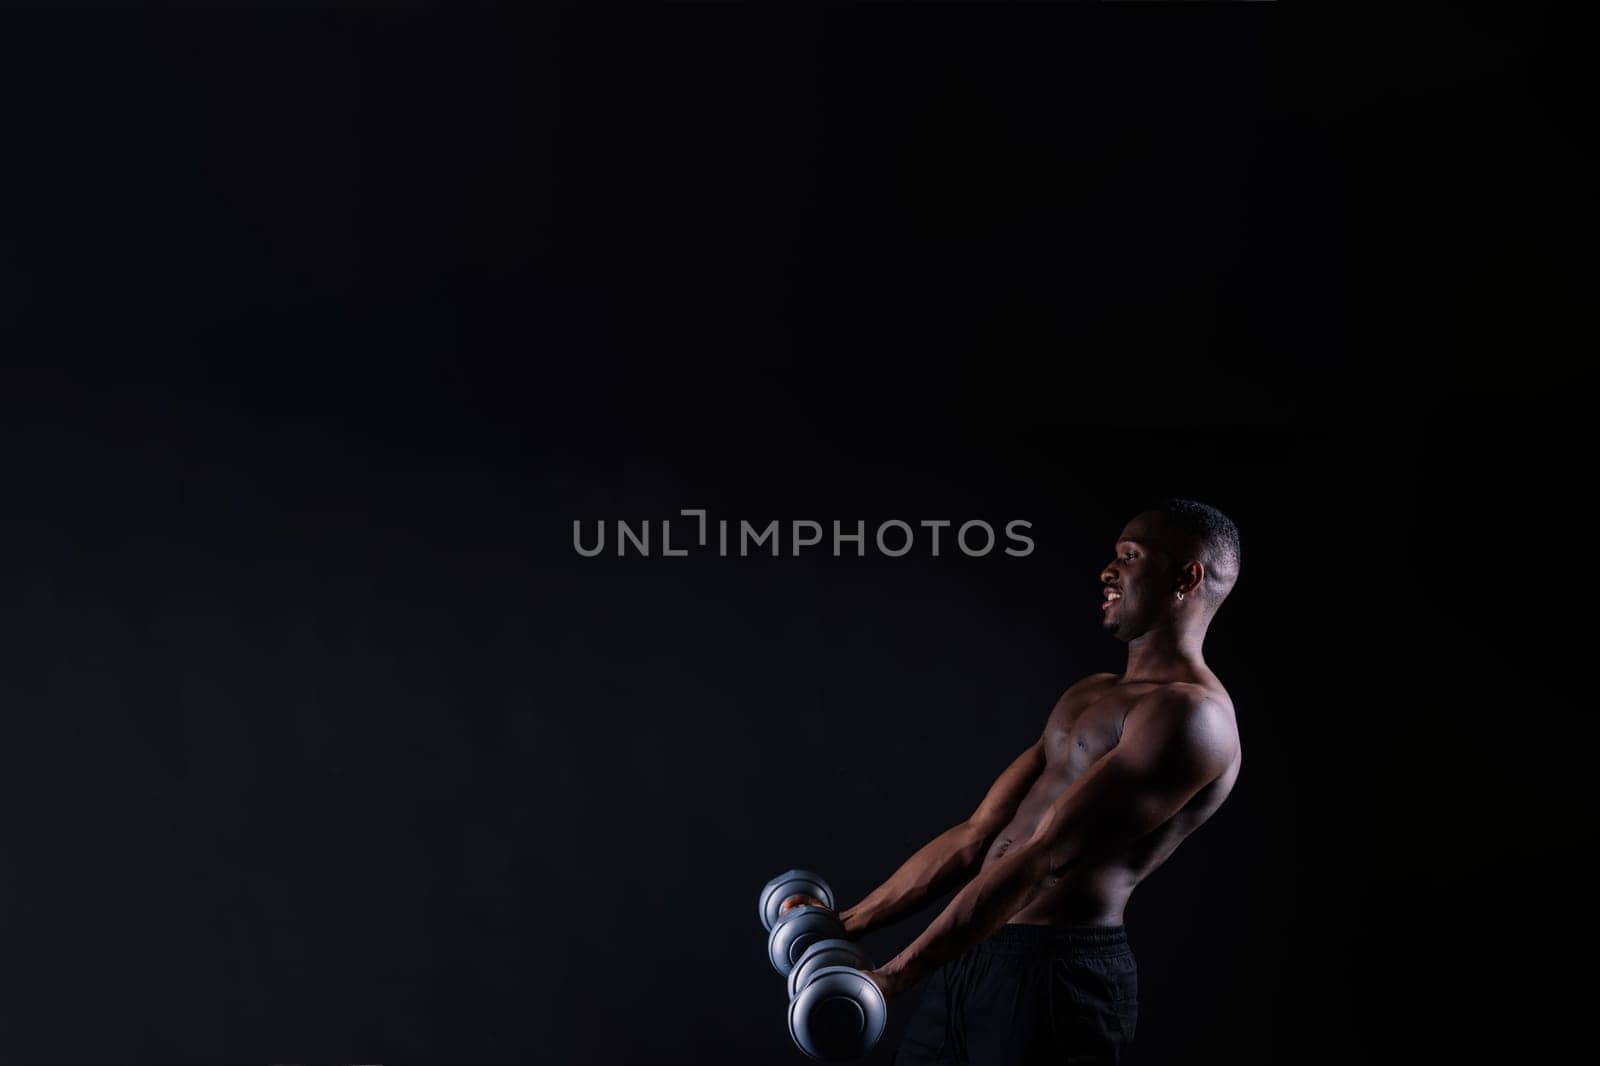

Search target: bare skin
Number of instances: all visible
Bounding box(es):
[780,509,1243,1001]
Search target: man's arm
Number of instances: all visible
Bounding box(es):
[869,688,1237,996]
[826,675,1116,938]
[835,738,1045,939]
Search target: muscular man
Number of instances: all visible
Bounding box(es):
[783,499,1243,1064]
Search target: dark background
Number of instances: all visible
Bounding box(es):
[0,4,1583,1064]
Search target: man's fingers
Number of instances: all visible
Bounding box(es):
[780,893,825,914]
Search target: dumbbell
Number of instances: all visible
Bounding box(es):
[761,869,843,975]
[787,937,872,1001]
[760,868,835,933]
[758,870,888,1061]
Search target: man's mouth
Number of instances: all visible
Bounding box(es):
[1101,587,1122,611]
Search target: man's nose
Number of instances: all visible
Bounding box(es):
[1100,562,1119,584]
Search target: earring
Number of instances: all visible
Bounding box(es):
[1175,590,1185,602]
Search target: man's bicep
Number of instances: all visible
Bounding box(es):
[1028,693,1234,865]
[1119,693,1236,794]
[1112,696,1234,831]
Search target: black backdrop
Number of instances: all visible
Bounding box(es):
[0,4,1581,1065]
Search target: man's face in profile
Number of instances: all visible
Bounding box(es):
[1100,511,1176,641]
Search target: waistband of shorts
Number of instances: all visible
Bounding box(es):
[976,923,1131,957]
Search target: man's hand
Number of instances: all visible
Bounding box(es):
[779,893,829,916]
[778,894,899,998]
[862,967,906,1001]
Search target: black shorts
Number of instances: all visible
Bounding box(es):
[892,923,1139,1065]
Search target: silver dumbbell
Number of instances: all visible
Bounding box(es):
[758,871,888,1061]
[788,960,887,1061]
[762,869,845,975]
[787,938,872,1000]
[759,868,835,932]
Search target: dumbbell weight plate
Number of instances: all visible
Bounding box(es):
[787,964,888,1062]
[759,869,835,932]
[767,905,846,976]
[788,938,874,1001]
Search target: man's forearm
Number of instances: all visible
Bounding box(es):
[876,840,1048,991]
[837,821,990,939]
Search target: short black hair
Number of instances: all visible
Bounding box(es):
[1150,498,1241,602]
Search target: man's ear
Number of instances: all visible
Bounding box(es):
[1178,559,1204,597]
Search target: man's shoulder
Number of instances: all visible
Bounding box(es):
[1143,680,1229,712]
[1127,683,1238,761]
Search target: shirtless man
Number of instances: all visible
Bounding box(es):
[781,499,1243,1063]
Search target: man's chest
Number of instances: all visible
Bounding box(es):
[1041,684,1155,775]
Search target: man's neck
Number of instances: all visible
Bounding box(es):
[1121,624,1208,684]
